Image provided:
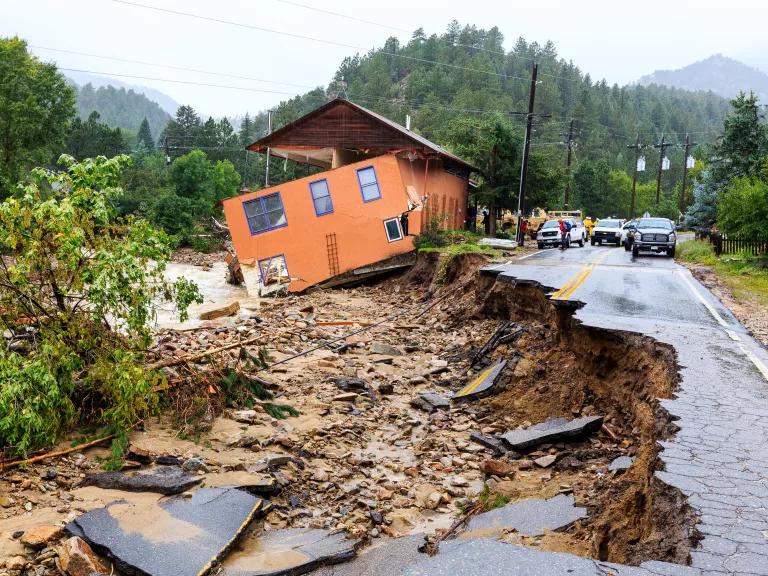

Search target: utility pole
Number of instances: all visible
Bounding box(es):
[653,134,673,205]
[627,135,643,218]
[563,118,576,209]
[680,133,697,213]
[264,109,273,188]
[515,62,538,245]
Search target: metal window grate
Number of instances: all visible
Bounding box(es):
[326,233,339,276]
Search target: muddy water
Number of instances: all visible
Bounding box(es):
[155,261,251,330]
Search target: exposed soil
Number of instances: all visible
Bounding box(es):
[0,251,698,573]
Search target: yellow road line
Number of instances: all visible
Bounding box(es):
[454,363,497,397]
[551,250,611,301]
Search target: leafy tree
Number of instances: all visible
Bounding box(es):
[0,37,75,197]
[170,149,215,212]
[136,117,155,151]
[0,155,201,457]
[210,159,241,201]
[718,177,768,237]
[65,111,127,159]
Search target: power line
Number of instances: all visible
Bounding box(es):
[110,0,529,82]
[32,45,319,91]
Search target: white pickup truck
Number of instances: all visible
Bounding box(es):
[590,219,624,246]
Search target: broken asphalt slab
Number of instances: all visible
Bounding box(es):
[410,392,450,413]
[81,466,203,495]
[221,527,358,576]
[403,538,701,576]
[453,360,507,401]
[500,415,604,452]
[463,494,586,538]
[67,487,264,576]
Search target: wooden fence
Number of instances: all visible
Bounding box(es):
[710,234,768,256]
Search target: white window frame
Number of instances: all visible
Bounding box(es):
[384,217,403,242]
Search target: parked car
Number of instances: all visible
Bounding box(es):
[631,218,677,257]
[590,219,624,246]
[536,218,586,249]
[621,219,637,250]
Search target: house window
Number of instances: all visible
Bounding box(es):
[243,193,287,235]
[309,179,333,216]
[384,218,403,242]
[357,166,382,202]
[258,254,290,286]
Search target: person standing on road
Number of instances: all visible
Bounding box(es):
[559,218,569,250]
[520,219,528,247]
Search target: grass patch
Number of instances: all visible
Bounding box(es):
[677,240,768,305]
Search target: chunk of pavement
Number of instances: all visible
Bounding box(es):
[403,538,652,576]
[469,432,505,453]
[222,527,358,576]
[66,487,264,576]
[332,376,375,399]
[199,300,240,320]
[410,392,450,413]
[453,360,507,401]
[81,466,203,495]
[463,494,586,538]
[369,342,403,356]
[534,454,557,468]
[203,471,280,496]
[609,455,634,473]
[500,416,604,452]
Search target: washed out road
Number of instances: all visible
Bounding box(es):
[321,243,768,575]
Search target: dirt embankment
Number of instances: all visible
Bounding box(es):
[473,267,698,565]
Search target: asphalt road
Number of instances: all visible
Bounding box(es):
[320,243,768,575]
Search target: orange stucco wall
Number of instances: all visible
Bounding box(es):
[223,154,468,292]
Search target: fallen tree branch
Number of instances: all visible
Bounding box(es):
[0,434,116,471]
[148,335,264,370]
[420,500,484,556]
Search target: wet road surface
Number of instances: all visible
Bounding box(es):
[320,244,768,575]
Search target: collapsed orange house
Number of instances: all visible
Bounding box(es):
[222,98,477,294]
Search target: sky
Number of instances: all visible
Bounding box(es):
[3,0,768,117]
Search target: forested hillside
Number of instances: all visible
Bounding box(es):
[74,83,170,140]
[228,23,732,216]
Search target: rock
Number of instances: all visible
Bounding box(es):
[534,455,557,468]
[409,376,427,385]
[0,495,14,508]
[82,466,203,495]
[370,510,383,525]
[481,459,514,477]
[332,376,374,398]
[24,501,33,511]
[156,455,184,466]
[311,470,329,482]
[199,301,240,320]
[500,416,604,452]
[377,382,394,395]
[430,358,448,368]
[333,393,358,402]
[57,536,109,576]
[40,467,57,481]
[6,556,26,570]
[182,457,210,473]
[20,524,63,549]
[67,487,264,576]
[126,446,153,464]
[426,492,442,510]
[370,342,403,356]
[410,392,450,413]
[517,459,535,470]
[469,432,505,452]
[227,432,261,448]
[231,409,259,424]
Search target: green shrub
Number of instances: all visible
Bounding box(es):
[0,155,202,458]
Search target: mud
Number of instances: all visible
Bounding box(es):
[0,250,697,573]
[475,266,699,565]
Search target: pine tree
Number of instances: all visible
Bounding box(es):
[238,113,253,147]
[136,118,154,151]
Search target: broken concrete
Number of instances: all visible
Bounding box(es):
[453,360,507,400]
[609,455,634,473]
[222,528,358,575]
[369,342,403,356]
[203,471,280,496]
[82,465,203,495]
[463,494,586,538]
[410,392,450,412]
[67,487,264,576]
[500,416,604,452]
[200,300,240,320]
